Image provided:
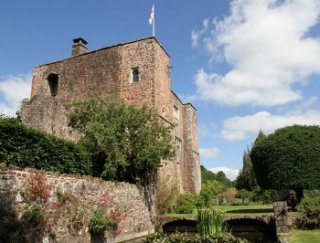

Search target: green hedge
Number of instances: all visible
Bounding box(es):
[0,117,91,175]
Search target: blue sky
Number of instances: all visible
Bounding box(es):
[2,0,320,180]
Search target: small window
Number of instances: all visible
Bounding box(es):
[47,73,59,97]
[131,67,140,83]
[173,105,179,120]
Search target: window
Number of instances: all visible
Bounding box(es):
[173,105,179,120]
[131,67,140,83]
[47,73,59,97]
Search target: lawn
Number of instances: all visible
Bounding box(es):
[289,230,320,243]
[212,204,273,217]
[164,204,302,219]
[164,204,275,218]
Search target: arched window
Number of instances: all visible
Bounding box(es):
[47,73,59,97]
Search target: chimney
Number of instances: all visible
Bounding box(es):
[72,38,88,56]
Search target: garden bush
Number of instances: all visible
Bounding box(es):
[0,117,91,175]
[297,191,320,229]
[252,189,274,204]
[144,232,248,243]
[171,193,203,214]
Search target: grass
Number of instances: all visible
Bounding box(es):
[212,204,273,217]
[289,230,320,243]
[164,204,274,218]
[164,204,302,219]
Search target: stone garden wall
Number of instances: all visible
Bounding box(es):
[0,168,155,242]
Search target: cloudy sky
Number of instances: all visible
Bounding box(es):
[1,0,320,180]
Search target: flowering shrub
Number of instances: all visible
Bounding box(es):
[89,192,127,236]
[26,169,51,202]
[18,169,60,241]
[19,203,50,242]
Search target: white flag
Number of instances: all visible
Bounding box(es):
[149,5,154,25]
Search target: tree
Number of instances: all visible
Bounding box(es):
[200,165,233,187]
[68,96,175,183]
[200,180,225,207]
[250,125,320,190]
[236,189,253,205]
[236,149,259,191]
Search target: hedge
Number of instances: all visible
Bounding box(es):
[0,117,91,175]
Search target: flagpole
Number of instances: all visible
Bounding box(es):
[149,4,155,37]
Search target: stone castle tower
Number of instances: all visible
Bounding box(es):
[21,37,201,194]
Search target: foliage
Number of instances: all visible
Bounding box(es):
[200,166,234,207]
[236,149,259,191]
[16,169,60,242]
[0,117,91,175]
[197,209,227,237]
[19,202,51,242]
[250,125,320,190]
[297,191,320,229]
[89,207,109,235]
[201,165,233,187]
[68,96,175,183]
[156,175,178,214]
[289,230,320,243]
[88,192,127,236]
[200,180,225,207]
[236,189,254,205]
[171,193,203,214]
[144,232,248,243]
[251,189,275,204]
[26,169,51,202]
[56,190,86,235]
[216,188,237,205]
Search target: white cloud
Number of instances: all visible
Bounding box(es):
[191,18,209,47]
[193,0,320,106]
[0,74,32,116]
[209,167,239,180]
[222,109,320,141]
[200,147,221,159]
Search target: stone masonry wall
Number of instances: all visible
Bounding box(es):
[182,104,201,193]
[20,37,201,194]
[0,168,155,242]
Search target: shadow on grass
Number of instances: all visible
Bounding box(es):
[227,208,273,214]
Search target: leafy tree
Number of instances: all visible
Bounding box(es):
[200,180,225,207]
[236,189,253,205]
[200,166,233,207]
[201,165,232,187]
[250,125,320,190]
[68,96,175,183]
[236,149,259,191]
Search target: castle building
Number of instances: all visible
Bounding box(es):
[21,37,201,194]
